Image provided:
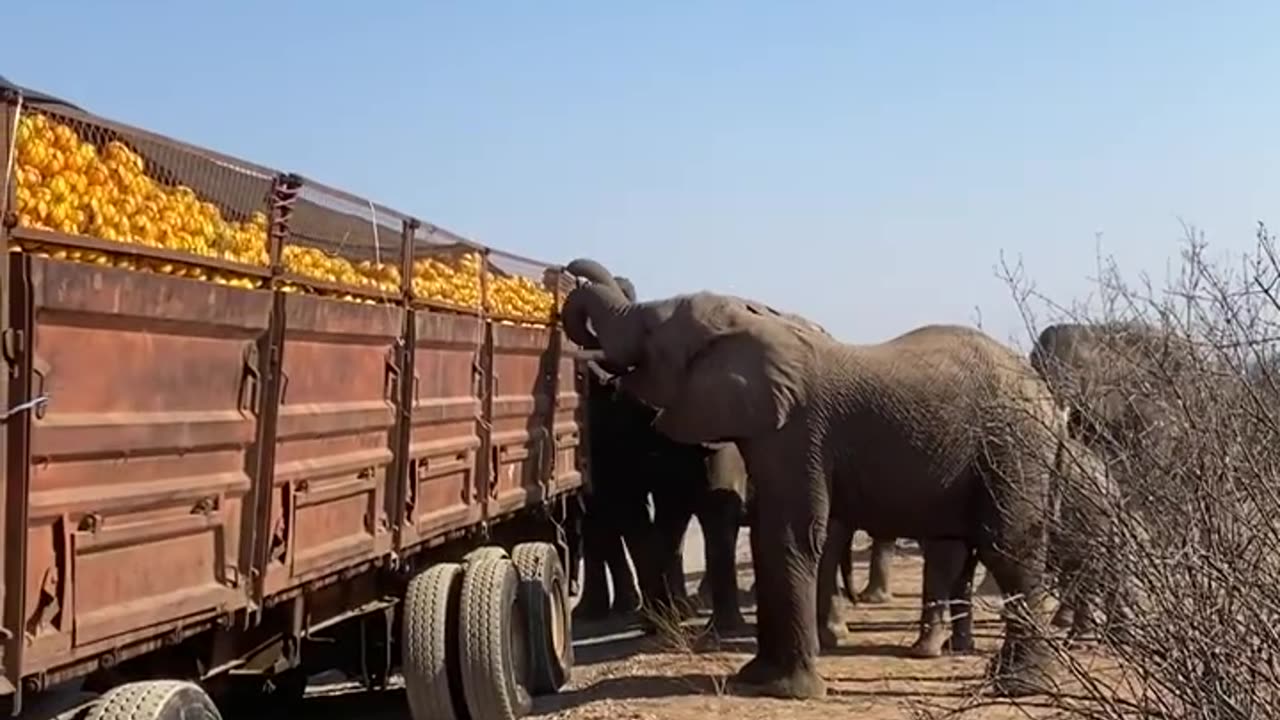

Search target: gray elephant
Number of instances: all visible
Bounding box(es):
[1029,321,1195,458]
[571,274,652,621]
[562,267,1067,699]
[564,261,749,633]
[1028,321,1196,631]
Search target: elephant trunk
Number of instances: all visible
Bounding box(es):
[561,283,644,368]
[565,258,628,296]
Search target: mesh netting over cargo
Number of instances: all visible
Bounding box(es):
[5,100,276,286]
[283,181,407,296]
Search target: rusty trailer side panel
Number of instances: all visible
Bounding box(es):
[8,257,267,677]
[259,295,403,597]
[398,310,487,549]
[487,323,559,518]
[550,338,586,496]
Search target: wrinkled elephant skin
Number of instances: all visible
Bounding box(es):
[562,270,1069,700]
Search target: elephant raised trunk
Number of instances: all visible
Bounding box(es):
[562,283,646,369]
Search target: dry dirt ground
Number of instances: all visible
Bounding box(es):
[27,528,1136,720]
[521,535,1133,720]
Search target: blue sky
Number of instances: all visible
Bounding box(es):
[7,2,1278,343]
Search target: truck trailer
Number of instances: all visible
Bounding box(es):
[0,80,589,720]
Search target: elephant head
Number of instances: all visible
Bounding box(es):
[1029,321,1195,450]
[561,272,821,444]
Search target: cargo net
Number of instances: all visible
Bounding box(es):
[486,249,562,326]
[282,182,407,302]
[5,102,276,287]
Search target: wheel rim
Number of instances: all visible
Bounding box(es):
[549,576,568,659]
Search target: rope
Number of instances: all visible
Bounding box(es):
[5,395,48,421]
[3,95,24,216]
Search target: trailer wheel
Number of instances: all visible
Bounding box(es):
[511,541,574,694]
[85,680,221,720]
[459,555,532,720]
[402,562,466,720]
[464,545,508,564]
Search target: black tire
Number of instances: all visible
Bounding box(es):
[85,681,222,720]
[511,541,574,694]
[464,545,508,564]
[402,562,466,720]
[458,555,532,720]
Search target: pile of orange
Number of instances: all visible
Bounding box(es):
[8,111,559,321]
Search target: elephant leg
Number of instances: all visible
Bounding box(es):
[697,487,747,636]
[646,465,703,622]
[976,442,1059,698]
[817,517,854,650]
[610,490,650,615]
[566,501,583,597]
[945,544,980,654]
[651,500,697,622]
[858,537,896,604]
[731,448,827,701]
[573,497,615,620]
[908,539,971,658]
[838,536,857,605]
[695,573,714,609]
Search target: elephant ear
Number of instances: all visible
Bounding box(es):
[643,316,808,444]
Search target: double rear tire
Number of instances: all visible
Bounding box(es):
[401,543,575,720]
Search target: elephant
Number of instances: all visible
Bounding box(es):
[1029,321,1196,459]
[644,439,750,634]
[561,266,1069,700]
[564,260,750,633]
[572,327,653,621]
[1028,321,1198,630]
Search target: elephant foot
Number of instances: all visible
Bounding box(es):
[945,632,976,655]
[857,586,894,604]
[1050,604,1075,630]
[907,628,948,659]
[987,637,1060,698]
[818,617,850,651]
[706,610,749,639]
[731,656,827,700]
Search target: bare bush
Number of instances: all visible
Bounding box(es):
[959,223,1280,720]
